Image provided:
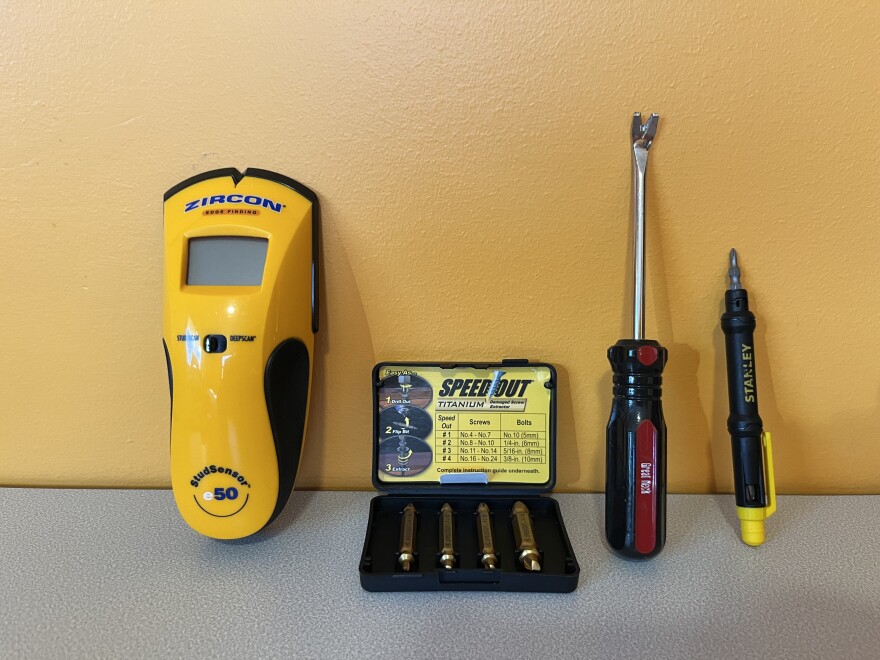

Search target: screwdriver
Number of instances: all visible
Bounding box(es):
[721,249,776,546]
[605,112,668,559]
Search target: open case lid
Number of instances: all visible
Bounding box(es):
[372,360,557,496]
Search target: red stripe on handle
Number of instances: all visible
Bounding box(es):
[635,419,658,554]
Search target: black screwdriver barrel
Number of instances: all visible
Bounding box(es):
[721,253,767,510]
[606,339,667,558]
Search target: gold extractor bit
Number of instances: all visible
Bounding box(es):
[398,503,416,572]
[439,503,456,569]
[511,501,541,571]
[476,503,498,569]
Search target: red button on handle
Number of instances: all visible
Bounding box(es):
[637,345,659,366]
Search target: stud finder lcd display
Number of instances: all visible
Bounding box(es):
[163,168,318,539]
[186,236,268,286]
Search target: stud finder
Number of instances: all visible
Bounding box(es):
[163,168,318,539]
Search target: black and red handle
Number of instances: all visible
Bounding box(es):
[605,339,667,559]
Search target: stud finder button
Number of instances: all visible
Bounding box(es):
[204,335,227,354]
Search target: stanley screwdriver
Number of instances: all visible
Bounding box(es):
[722,249,776,546]
[605,112,668,559]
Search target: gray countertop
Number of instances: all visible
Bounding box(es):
[0,490,877,658]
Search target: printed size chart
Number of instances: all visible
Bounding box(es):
[435,413,547,464]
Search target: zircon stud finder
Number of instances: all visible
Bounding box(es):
[163,168,319,539]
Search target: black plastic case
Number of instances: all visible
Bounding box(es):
[359,360,580,592]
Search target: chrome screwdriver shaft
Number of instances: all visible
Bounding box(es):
[631,112,659,340]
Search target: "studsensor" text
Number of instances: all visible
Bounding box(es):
[190,465,251,488]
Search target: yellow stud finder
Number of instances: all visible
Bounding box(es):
[163,168,318,539]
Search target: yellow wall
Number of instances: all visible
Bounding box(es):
[2,2,878,493]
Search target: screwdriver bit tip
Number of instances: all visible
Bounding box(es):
[728,248,742,290]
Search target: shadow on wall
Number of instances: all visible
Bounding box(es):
[554,363,581,489]
[616,173,712,495]
[296,192,377,491]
